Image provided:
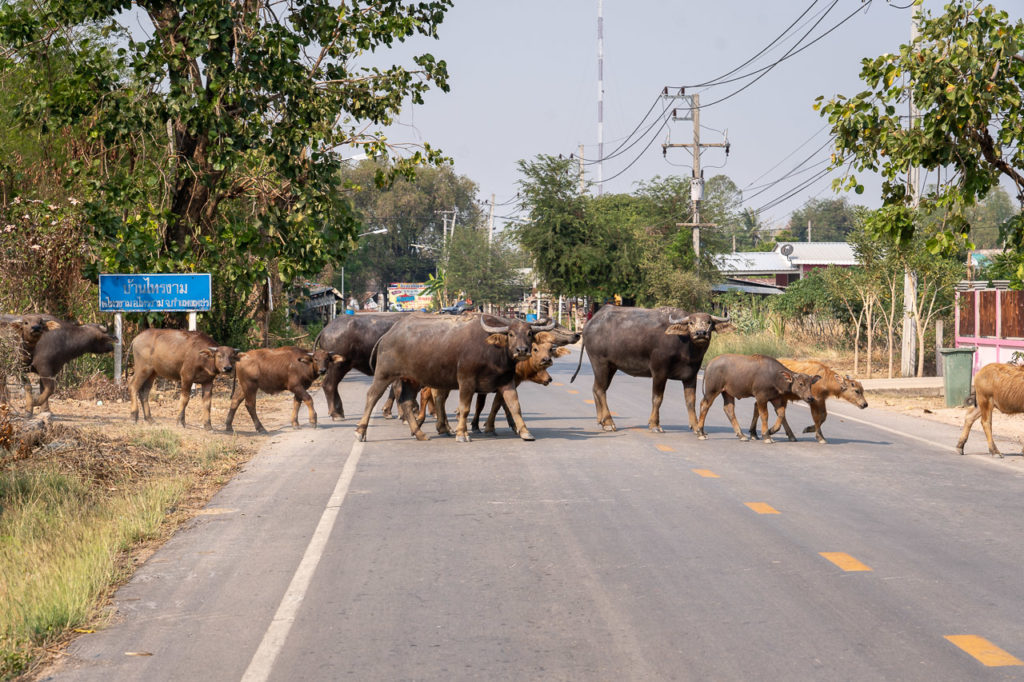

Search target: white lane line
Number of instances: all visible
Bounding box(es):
[242,436,364,682]
[787,401,953,451]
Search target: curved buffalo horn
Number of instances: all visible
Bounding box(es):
[208,346,218,352]
[710,314,730,324]
[668,313,690,325]
[479,315,509,334]
[530,317,556,331]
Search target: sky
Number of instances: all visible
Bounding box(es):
[377,0,1022,235]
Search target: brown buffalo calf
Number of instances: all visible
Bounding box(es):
[0,314,61,407]
[472,342,571,434]
[957,362,1024,457]
[696,354,818,443]
[225,347,340,434]
[24,320,116,415]
[130,329,239,430]
[749,359,867,443]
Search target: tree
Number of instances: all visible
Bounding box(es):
[0,0,452,340]
[822,265,876,376]
[965,185,1017,248]
[444,227,522,307]
[818,1,1024,251]
[788,197,859,242]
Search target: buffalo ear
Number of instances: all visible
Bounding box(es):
[553,346,572,358]
[534,331,553,344]
[665,324,690,336]
[780,370,793,382]
[45,320,61,330]
[199,349,213,358]
[486,333,509,347]
[331,354,344,363]
[811,375,821,385]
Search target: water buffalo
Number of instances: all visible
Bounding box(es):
[129,329,239,429]
[571,306,729,432]
[471,339,573,435]
[225,347,341,434]
[23,320,116,415]
[956,362,1024,457]
[355,313,554,442]
[749,359,867,443]
[315,312,405,420]
[696,354,818,443]
[0,314,61,407]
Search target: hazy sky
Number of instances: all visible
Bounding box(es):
[379,0,1020,234]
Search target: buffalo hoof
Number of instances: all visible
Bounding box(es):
[816,436,828,444]
[455,433,471,443]
[762,437,774,444]
[802,425,815,434]
[991,450,1004,459]
[256,427,268,435]
[519,429,535,441]
[787,435,797,442]
[331,414,343,422]
[956,446,965,456]
[203,423,213,432]
[697,433,708,441]
[382,412,395,420]
[355,429,367,442]
[649,425,664,433]
[485,430,498,437]
[414,431,430,441]
[738,435,749,442]
[601,424,617,432]
[224,427,234,435]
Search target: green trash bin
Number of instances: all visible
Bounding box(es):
[939,347,976,407]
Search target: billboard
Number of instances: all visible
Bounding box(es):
[387,282,432,311]
[99,273,212,312]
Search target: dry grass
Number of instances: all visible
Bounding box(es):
[0,374,306,680]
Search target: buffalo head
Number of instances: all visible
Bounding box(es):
[781,371,820,404]
[480,314,535,360]
[665,312,730,344]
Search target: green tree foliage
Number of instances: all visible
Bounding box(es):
[0,0,452,340]
[965,185,1017,248]
[335,160,480,297]
[817,1,1024,250]
[444,227,522,306]
[788,197,859,241]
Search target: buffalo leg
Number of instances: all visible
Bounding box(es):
[322,362,349,420]
[591,360,617,431]
[801,401,829,443]
[695,389,721,440]
[682,378,700,432]
[381,380,400,419]
[499,385,534,441]
[763,399,797,442]
[648,375,667,433]
[27,375,56,415]
[454,385,475,443]
[175,380,193,428]
[956,405,983,455]
[979,397,1001,457]
[472,393,486,433]
[721,394,749,441]
[290,387,317,428]
[130,370,155,423]
[431,389,452,436]
[200,381,214,430]
[242,391,265,434]
[397,379,429,441]
[224,386,246,433]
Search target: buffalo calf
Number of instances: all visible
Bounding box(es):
[956,362,1024,457]
[696,354,818,443]
[225,347,339,434]
[130,329,239,429]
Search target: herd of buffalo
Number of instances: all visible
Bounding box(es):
[0,305,1018,455]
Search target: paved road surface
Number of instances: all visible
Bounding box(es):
[45,348,1024,681]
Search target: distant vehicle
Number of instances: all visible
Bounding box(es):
[440,300,468,315]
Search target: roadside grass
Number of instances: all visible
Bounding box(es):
[0,402,257,680]
[702,329,793,366]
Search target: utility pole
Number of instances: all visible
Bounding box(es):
[807,219,812,243]
[597,0,604,195]
[663,92,729,257]
[901,13,921,377]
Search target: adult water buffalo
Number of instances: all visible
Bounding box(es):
[0,314,60,407]
[696,354,818,443]
[315,312,405,420]
[23,320,116,415]
[571,306,729,432]
[355,313,554,443]
[129,329,239,429]
[225,347,340,434]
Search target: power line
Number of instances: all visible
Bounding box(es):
[744,124,830,189]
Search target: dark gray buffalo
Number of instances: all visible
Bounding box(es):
[24,320,116,415]
[129,329,239,429]
[355,313,554,443]
[315,312,405,420]
[696,354,819,443]
[571,306,729,432]
[0,314,60,407]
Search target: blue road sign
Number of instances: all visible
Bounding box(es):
[99,273,212,312]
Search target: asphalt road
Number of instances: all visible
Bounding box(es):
[45,348,1024,681]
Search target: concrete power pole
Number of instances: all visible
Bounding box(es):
[578,144,585,194]
[663,92,728,257]
[597,0,604,195]
[901,13,921,377]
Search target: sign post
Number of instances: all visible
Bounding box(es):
[99,274,212,386]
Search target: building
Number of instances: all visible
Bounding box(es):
[715,241,857,288]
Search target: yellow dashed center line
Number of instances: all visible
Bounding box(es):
[552,382,564,387]
[945,635,1024,667]
[655,444,674,452]
[584,399,594,404]
[745,502,780,514]
[566,389,579,395]
[692,469,719,478]
[819,552,872,572]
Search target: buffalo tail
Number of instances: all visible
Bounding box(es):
[569,337,585,383]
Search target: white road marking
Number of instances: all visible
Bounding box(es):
[787,401,953,451]
[241,436,364,682]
